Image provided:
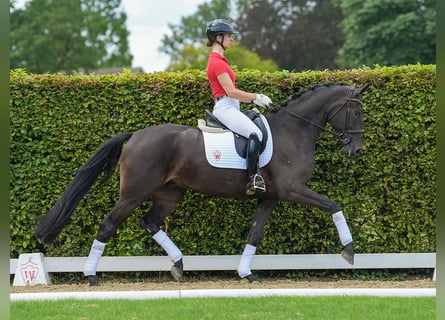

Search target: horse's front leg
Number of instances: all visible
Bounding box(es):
[284,186,355,265]
[238,199,278,283]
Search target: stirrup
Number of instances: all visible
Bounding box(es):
[246,174,266,196]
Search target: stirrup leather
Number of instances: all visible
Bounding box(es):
[246,173,266,195]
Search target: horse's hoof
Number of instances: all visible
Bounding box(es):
[170,266,183,281]
[86,275,100,286]
[244,274,262,283]
[341,242,355,265]
[170,259,184,282]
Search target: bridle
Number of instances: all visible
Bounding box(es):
[280,87,364,145]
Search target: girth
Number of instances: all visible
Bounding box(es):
[204,109,268,158]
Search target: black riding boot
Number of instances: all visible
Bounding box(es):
[245,133,266,195]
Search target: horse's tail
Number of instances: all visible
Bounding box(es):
[35,132,134,244]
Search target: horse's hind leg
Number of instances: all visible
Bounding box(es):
[139,183,186,281]
[238,199,278,283]
[83,196,142,285]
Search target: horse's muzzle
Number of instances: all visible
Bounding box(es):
[340,142,362,157]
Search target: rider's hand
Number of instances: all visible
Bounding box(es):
[253,94,272,108]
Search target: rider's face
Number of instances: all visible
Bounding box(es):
[218,33,234,49]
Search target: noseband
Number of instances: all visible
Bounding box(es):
[282,87,364,145]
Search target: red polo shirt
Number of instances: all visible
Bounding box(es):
[206,52,236,99]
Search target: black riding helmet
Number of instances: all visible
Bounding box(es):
[206,19,237,50]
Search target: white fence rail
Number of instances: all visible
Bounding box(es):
[10,253,436,277]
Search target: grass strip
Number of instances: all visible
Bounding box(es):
[11,296,435,320]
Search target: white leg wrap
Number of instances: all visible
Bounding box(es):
[237,244,256,278]
[332,211,353,246]
[83,239,106,276]
[153,230,182,263]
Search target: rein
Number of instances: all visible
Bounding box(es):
[279,88,364,145]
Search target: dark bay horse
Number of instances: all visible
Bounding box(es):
[35,82,370,285]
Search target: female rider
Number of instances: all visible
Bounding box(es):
[206,19,273,196]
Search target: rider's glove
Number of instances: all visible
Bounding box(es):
[252,94,272,108]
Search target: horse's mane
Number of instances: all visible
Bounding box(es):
[271,82,351,112]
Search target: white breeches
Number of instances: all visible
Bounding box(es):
[213,97,263,141]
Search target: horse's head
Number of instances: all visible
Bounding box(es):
[327,83,371,157]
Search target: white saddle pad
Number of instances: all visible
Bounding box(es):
[202,115,273,169]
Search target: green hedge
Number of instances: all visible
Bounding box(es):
[9,65,436,259]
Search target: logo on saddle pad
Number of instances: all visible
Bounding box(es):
[198,112,273,170]
[213,149,222,161]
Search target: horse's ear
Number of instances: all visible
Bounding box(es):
[355,83,371,96]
